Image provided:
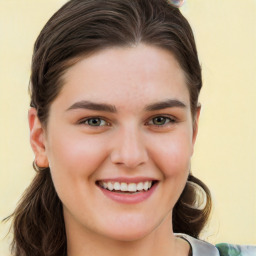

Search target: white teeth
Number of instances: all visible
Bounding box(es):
[107,182,114,191]
[143,181,149,190]
[99,180,154,192]
[137,182,144,191]
[128,183,137,192]
[120,183,128,191]
[114,182,120,190]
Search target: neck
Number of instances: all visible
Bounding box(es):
[65,212,190,256]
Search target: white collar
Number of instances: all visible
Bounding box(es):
[175,233,220,256]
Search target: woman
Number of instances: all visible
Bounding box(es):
[7,0,255,255]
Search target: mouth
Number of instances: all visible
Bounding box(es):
[96,180,159,195]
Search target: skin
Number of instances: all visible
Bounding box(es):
[29,44,200,256]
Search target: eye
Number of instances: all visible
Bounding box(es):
[80,117,109,127]
[147,116,176,126]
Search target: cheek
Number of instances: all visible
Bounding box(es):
[146,130,193,210]
[45,131,111,211]
[45,131,109,182]
[149,131,193,177]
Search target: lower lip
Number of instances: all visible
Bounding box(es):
[98,183,158,204]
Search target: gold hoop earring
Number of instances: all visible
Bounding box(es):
[33,160,47,172]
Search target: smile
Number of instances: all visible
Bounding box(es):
[96,179,158,204]
[98,180,154,193]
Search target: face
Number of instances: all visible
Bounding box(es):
[30,44,199,242]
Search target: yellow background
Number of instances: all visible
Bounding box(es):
[0,0,255,254]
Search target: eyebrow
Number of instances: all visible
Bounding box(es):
[66,100,117,113]
[144,99,187,111]
[66,99,186,113]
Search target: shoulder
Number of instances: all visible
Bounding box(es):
[175,233,256,256]
[175,233,219,256]
[216,243,256,256]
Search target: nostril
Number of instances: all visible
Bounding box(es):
[110,136,148,168]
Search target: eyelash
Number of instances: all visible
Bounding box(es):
[78,115,177,129]
[145,115,176,128]
[78,116,110,127]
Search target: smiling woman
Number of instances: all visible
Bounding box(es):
[38,45,197,246]
[5,0,255,256]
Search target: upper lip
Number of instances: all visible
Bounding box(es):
[96,177,158,183]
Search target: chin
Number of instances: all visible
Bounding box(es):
[105,227,153,242]
[99,219,157,242]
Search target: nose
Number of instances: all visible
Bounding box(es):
[110,127,149,169]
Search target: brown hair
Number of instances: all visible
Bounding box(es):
[7,0,212,255]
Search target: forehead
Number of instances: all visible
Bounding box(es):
[56,44,190,110]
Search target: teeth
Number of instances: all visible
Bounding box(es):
[143,181,149,190]
[136,182,144,191]
[107,182,114,191]
[120,183,128,191]
[100,181,154,192]
[114,182,120,190]
[128,183,137,192]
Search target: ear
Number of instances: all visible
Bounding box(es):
[192,104,201,146]
[28,108,49,168]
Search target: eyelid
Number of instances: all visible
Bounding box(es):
[145,114,177,127]
[77,116,111,126]
[76,114,178,128]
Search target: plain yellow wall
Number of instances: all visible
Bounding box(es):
[0,0,255,255]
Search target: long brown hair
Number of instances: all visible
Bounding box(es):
[7,0,212,255]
